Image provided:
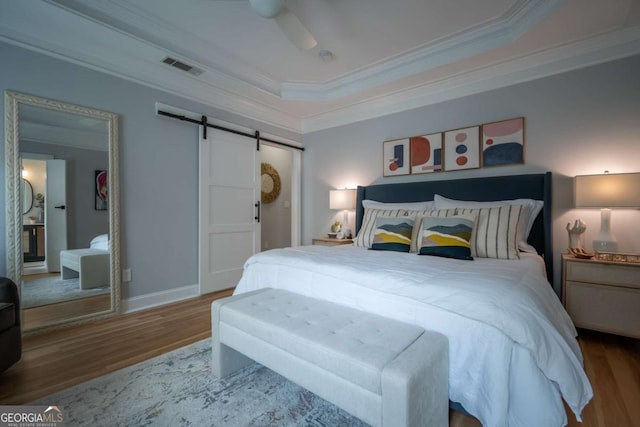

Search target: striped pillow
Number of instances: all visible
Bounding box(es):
[456,205,523,260]
[418,214,475,260]
[355,208,456,252]
[371,217,414,252]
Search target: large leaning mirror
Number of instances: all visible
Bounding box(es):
[5,91,120,334]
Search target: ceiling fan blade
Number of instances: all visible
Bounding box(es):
[275,7,317,50]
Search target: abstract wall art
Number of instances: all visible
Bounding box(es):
[95,170,108,210]
[383,138,410,176]
[482,117,525,167]
[443,126,480,171]
[410,133,443,175]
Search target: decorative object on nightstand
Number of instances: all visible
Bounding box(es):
[329,188,356,238]
[566,219,587,251]
[562,254,640,338]
[574,171,640,252]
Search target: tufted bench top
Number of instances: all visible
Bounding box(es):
[219,288,426,394]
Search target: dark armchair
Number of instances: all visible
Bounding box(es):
[0,277,21,373]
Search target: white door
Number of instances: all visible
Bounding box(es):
[45,159,68,272]
[199,127,260,294]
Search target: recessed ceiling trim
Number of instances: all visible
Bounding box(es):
[280,0,565,100]
[300,26,640,133]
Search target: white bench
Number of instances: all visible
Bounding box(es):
[60,248,109,289]
[211,288,448,427]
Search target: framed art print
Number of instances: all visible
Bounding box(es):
[383,138,410,176]
[443,126,480,171]
[482,117,525,167]
[410,133,442,174]
[95,169,108,210]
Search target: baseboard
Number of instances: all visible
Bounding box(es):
[121,284,199,314]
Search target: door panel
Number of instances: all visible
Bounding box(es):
[199,128,260,294]
[45,159,68,272]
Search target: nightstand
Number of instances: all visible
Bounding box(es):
[562,254,640,338]
[312,238,353,247]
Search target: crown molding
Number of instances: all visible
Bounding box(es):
[0,1,302,133]
[280,0,564,100]
[300,26,640,133]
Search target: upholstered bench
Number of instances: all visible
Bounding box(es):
[211,288,448,427]
[60,249,109,289]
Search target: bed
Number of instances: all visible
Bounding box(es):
[234,172,593,427]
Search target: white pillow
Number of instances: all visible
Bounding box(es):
[90,234,109,251]
[433,194,543,253]
[362,199,435,211]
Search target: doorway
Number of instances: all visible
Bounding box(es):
[260,144,293,250]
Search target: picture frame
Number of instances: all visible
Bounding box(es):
[410,133,443,175]
[95,170,108,210]
[481,117,525,167]
[383,138,410,177]
[443,126,480,171]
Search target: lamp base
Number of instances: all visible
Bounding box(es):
[592,239,618,253]
[592,208,618,253]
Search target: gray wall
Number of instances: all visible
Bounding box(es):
[302,54,640,293]
[0,41,300,298]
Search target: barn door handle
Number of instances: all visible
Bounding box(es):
[54,205,66,210]
[254,201,261,223]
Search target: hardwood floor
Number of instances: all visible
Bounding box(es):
[1,292,638,427]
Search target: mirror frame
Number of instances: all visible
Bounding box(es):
[4,90,121,334]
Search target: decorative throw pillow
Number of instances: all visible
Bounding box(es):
[370,217,415,252]
[455,205,523,260]
[433,194,542,253]
[418,214,475,260]
[355,207,456,252]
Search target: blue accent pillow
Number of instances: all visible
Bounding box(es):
[418,214,475,260]
[370,216,414,252]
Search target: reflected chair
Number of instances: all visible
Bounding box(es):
[0,277,22,373]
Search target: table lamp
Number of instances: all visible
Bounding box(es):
[574,172,640,252]
[330,189,356,238]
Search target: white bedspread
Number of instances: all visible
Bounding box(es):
[234,245,593,427]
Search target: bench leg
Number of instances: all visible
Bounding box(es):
[211,293,260,378]
[381,332,449,427]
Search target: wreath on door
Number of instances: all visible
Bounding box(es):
[261,162,281,204]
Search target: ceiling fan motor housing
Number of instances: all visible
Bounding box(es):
[249,0,285,18]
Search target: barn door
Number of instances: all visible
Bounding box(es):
[198,127,260,294]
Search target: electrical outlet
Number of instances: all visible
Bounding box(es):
[122,268,132,282]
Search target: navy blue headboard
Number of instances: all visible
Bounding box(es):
[356,172,553,281]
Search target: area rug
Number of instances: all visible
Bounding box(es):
[21,276,109,309]
[33,339,368,427]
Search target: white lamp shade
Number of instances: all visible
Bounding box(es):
[330,189,356,210]
[575,172,640,208]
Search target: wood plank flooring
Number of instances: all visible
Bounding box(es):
[0,291,638,427]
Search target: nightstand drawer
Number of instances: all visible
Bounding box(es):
[566,261,640,289]
[566,281,640,338]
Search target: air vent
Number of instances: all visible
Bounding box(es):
[162,57,203,76]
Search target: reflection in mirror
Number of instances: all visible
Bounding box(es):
[22,178,33,215]
[5,91,120,334]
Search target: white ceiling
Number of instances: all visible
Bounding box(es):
[1,0,639,134]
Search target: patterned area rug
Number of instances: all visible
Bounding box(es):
[33,339,368,427]
[21,276,110,309]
